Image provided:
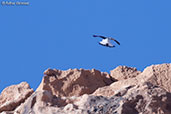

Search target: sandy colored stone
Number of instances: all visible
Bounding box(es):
[93,78,138,97]
[12,83,171,114]
[36,68,115,97]
[115,82,171,114]
[14,90,68,114]
[1,63,171,114]
[136,63,171,92]
[13,90,123,114]
[94,63,171,97]
[110,66,141,80]
[0,82,34,113]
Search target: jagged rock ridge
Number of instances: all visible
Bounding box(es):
[0,63,171,114]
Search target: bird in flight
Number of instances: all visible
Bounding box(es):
[93,35,120,48]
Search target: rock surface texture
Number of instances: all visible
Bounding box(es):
[110,66,141,80]
[0,63,171,114]
[0,82,34,113]
[36,68,115,97]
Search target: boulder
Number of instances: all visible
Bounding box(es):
[0,82,34,113]
[36,68,115,97]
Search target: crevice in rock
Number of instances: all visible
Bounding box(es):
[31,96,36,108]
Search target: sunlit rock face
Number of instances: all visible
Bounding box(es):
[1,63,171,114]
[0,82,33,113]
[36,68,115,97]
[110,66,141,80]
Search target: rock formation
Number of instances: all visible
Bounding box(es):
[0,82,33,113]
[110,66,141,80]
[0,63,171,114]
[94,63,171,97]
[36,68,115,97]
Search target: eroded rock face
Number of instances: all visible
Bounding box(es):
[1,63,171,114]
[93,83,171,114]
[93,77,138,97]
[13,90,123,114]
[0,82,34,113]
[110,66,141,80]
[114,82,171,114]
[14,90,68,114]
[6,83,171,114]
[92,82,171,114]
[36,68,115,97]
[136,63,171,92]
[94,63,171,97]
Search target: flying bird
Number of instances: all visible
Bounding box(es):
[93,35,120,48]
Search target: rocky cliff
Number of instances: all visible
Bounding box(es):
[0,63,171,114]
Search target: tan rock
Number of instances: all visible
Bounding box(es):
[136,63,171,92]
[94,63,171,97]
[1,63,171,114]
[0,82,34,113]
[14,90,68,114]
[93,78,138,97]
[116,82,171,114]
[36,68,114,97]
[14,90,85,114]
[110,66,141,80]
[14,83,171,114]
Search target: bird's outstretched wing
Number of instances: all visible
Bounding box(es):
[93,35,106,39]
[111,38,120,45]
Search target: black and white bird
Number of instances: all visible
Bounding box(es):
[93,35,120,48]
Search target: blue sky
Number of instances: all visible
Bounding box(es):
[0,0,171,92]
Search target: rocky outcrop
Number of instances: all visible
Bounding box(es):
[13,90,123,114]
[1,63,171,114]
[0,82,34,113]
[116,82,171,114]
[36,68,115,97]
[94,63,171,97]
[110,66,141,80]
[2,83,171,114]
[93,77,138,97]
[136,63,171,92]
